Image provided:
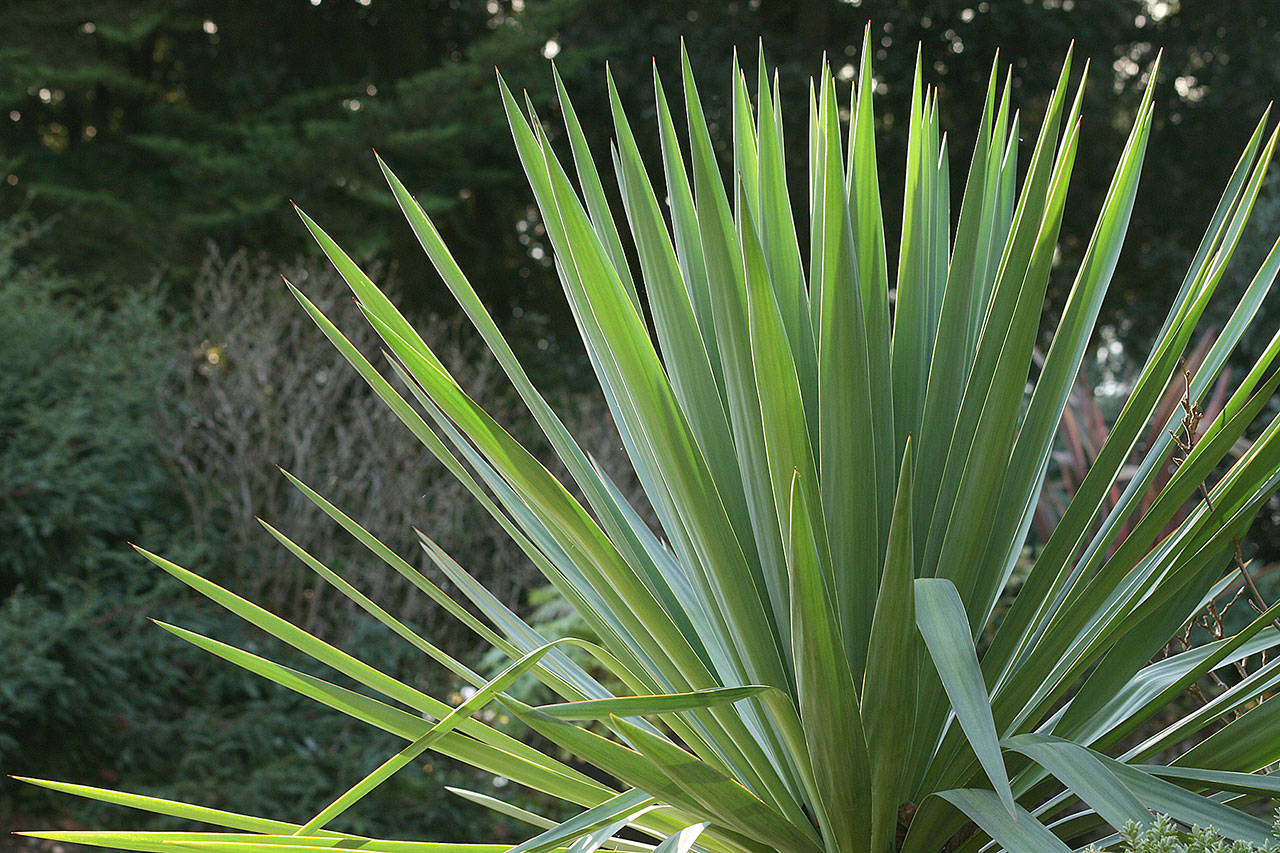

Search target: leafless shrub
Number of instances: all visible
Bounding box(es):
[158,248,637,657]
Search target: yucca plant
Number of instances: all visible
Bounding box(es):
[20,35,1280,853]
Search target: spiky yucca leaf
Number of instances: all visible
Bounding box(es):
[23,37,1280,853]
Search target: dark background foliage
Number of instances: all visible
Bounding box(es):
[3,0,1280,846]
[5,0,1279,329]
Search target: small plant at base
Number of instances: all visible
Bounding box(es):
[18,33,1280,853]
[1085,811,1280,852]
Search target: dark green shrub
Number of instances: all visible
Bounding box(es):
[0,217,180,781]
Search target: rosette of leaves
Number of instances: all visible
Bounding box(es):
[21,35,1280,853]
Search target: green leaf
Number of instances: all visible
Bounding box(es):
[652,824,709,853]
[933,790,1070,852]
[742,178,827,592]
[609,714,822,853]
[861,439,919,850]
[498,697,774,853]
[294,637,628,834]
[914,578,1014,815]
[1139,765,1280,799]
[786,471,872,852]
[1002,735,1150,831]
[151,621,617,810]
[506,789,654,853]
[811,62,888,679]
[9,780,343,837]
[752,47,816,428]
[1175,691,1280,772]
[536,686,770,720]
[550,65,641,315]
[443,789,557,832]
[257,518,480,686]
[17,833,507,853]
[1098,751,1274,844]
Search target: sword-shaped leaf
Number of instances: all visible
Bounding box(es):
[914,578,1014,815]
